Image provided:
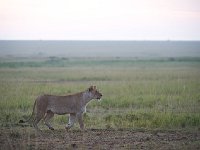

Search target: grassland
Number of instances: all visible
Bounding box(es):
[0,57,200,149]
[0,57,199,130]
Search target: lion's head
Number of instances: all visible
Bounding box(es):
[88,85,102,100]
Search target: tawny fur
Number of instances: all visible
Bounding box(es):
[20,86,102,131]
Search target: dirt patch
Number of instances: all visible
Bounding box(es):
[0,127,199,149]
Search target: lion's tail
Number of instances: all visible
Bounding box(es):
[19,100,36,124]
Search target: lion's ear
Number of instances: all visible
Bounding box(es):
[88,85,97,91]
[88,86,94,92]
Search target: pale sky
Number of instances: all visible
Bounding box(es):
[0,0,200,40]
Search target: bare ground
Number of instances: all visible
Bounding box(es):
[0,127,199,150]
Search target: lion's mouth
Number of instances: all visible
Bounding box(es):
[97,98,102,101]
[97,96,102,101]
[96,94,102,100]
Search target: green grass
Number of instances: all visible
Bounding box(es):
[0,57,200,130]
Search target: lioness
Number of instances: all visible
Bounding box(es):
[20,85,102,130]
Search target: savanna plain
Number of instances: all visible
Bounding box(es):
[0,57,200,149]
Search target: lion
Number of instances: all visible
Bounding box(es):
[19,85,102,130]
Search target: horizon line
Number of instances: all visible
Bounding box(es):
[0,39,200,42]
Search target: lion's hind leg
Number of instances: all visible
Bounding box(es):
[44,110,55,130]
[32,111,45,131]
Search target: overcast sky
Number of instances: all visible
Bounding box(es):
[0,0,200,40]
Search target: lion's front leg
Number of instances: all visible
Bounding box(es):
[77,113,84,130]
[65,113,76,130]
